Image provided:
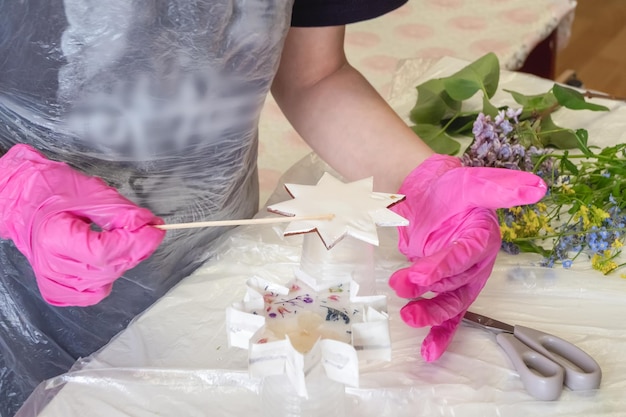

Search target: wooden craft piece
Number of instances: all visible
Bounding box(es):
[267,172,409,249]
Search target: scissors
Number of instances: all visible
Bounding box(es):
[463,311,602,401]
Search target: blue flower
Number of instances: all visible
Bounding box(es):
[541,257,556,268]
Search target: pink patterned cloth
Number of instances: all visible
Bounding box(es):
[389,154,547,361]
[0,145,165,307]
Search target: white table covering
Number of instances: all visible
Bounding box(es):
[21,58,626,416]
[21,206,626,416]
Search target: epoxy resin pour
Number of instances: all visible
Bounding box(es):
[226,173,408,408]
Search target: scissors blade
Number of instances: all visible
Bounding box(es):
[463,311,514,333]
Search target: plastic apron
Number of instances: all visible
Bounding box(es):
[0,1,293,414]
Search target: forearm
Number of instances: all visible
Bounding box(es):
[271,28,433,192]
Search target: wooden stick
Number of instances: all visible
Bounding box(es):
[154,213,335,231]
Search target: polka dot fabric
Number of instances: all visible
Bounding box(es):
[257,0,576,205]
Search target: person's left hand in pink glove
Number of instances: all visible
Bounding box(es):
[0,144,166,307]
[389,154,547,362]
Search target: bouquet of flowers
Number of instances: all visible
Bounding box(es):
[408,53,626,276]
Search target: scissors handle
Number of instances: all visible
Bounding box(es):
[512,325,602,391]
[496,332,565,401]
[496,326,602,400]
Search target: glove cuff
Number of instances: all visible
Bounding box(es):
[0,144,46,185]
[398,154,462,196]
[0,145,51,239]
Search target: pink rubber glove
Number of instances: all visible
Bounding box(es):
[0,144,165,307]
[389,154,547,361]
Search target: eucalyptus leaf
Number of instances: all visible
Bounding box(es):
[443,52,500,100]
[504,89,558,113]
[409,79,460,124]
[411,124,461,155]
[538,115,579,149]
[444,78,482,101]
[553,84,610,112]
[482,94,499,117]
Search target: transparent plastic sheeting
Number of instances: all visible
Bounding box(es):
[0,1,292,413]
[18,154,626,417]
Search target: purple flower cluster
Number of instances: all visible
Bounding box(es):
[462,109,553,176]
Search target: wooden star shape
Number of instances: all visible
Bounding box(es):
[267,172,408,249]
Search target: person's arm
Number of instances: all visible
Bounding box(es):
[271,26,434,193]
[273,26,548,363]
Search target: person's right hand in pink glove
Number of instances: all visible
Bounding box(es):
[0,144,165,307]
[389,154,547,362]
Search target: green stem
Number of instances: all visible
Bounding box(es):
[556,153,623,163]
